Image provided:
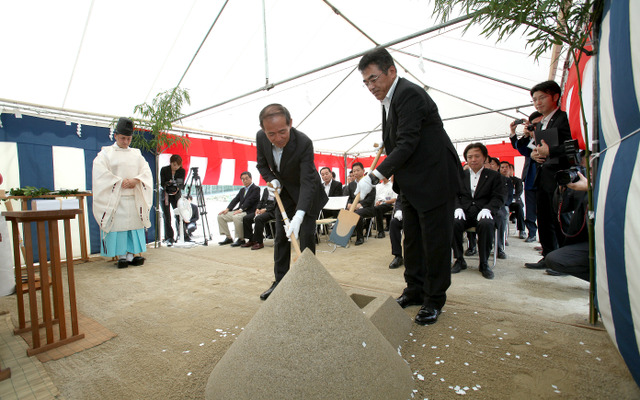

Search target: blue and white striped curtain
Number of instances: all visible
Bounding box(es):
[596,0,640,385]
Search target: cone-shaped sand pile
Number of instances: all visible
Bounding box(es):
[205,249,414,399]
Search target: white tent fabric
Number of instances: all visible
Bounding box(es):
[0,0,562,154]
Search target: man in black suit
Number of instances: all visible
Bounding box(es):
[256,104,328,300]
[510,111,543,242]
[320,167,344,218]
[345,162,376,246]
[357,47,463,325]
[525,81,573,270]
[217,171,260,247]
[160,154,186,246]
[451,143,505,279]
[240,187,275,250]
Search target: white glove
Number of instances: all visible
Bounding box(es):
[477,208,493,221]
[394,210,402,221]
[286,210,305,239]
[268,179,281,195]
[354,174,374,199]
[454,208,466,220]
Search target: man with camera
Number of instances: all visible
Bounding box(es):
[510,111,543,243]
[160,155,186,246]
[544,159,590,280]
[521,81,573,270]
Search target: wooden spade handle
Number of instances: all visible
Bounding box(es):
[349,145,385,212]
[268,183,302,257]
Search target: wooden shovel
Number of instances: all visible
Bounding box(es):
[330,145,385,247]
[268,183,302,258]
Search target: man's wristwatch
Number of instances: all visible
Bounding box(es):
[368,173,380,185]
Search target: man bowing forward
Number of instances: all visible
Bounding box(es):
[255,104,328,300]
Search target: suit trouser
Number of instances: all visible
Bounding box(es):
[217,211,246,239]
[536,188,561,257]
[274,207,316,281]
[374,203,394,232]
[496,206,508,252]
[509,202,526,232]
[251,211,275,243]
[452,215,495,265]
[161,192,180,240]
[402,198,454,310]
[242,212,256,240]
[545,241,589,281]
[524,189,538,238]
[389,217,403,257]
[355,207,377,239]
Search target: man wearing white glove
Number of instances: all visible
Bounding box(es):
[451,143,505,279]
[255,104,328,300]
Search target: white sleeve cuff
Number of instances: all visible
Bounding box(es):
[371,169,385,180]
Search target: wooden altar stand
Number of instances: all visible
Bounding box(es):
[2,209,85,356]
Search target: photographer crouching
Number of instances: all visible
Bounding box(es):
[160,155,186,246]
[544,151,590,281]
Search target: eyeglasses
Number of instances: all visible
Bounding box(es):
[363,73,383,88]
[532,94,549,103]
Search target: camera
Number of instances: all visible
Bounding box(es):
[515,119,536,132]
[555,166,583,186]
[165,180,180,195]
[514,119,525,125]
[555,139,583,185]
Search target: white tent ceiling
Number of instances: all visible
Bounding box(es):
[1,0,565,155]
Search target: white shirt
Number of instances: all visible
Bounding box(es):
[375,180,397,203]
[541,107,559,130]
[323,181,332,196]
[272,145,284,171]
[381,76,400,120]
[469,167,484,198]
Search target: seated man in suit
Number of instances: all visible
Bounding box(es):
[217,171,260,246]
[373,176,397,238]
[452,143,505,279]
[346,162,376,246]
[241,187,276,250]
[320,167,344,218]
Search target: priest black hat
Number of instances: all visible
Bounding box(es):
[114,117,134,136]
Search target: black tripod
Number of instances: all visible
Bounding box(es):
[185,167,212,245]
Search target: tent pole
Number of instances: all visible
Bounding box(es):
[176,11,479,121]
[262,0,270,86]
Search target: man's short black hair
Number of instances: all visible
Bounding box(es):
[528,111,543,121]
[320,167,331,174]
[358,47,395,74]
[500,160,511,166]
[352,162,365,171]
[259,104,292,128]
[530,80,562,97]
[463,142,488,160]
[489,157,500,165]
[240,171,251,179]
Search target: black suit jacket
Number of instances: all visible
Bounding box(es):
[160,165,186,194]
[227,183,260,214]
[256,187,276,213]
[325,180,343,198]
[455,168,505,219]
[375,78,463,212]
[256,127,328,216]
[534,109,572,192]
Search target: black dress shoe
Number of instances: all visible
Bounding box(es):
[525,258,547,269]
[396,294,422,309]
[376,231,386,239]
[354,237,364,246]
[546,268,568,276]
[230,239,245,247]
[479,263,494,279]
[451,258,467,273]
[389,256,404,269]
[260,281,279,300]
[464,247,477,257]
[497,250,507,259]
[218,237,233,245]
[524,236,537,243]
[415,306,441,325]
[129,256,145,266]
[117,259,129,269]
